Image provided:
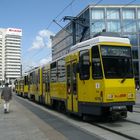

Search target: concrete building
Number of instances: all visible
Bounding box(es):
[51,5,140,85]
[0,28,22,85]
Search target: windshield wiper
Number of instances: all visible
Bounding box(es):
[120,72,133,83]
[120,72,128,83]
[121,77,126,83]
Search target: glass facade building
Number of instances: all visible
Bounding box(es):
[51,5,140,85]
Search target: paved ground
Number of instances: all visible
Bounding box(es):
[0,93,101,140]
[0,89,139,140]
[136,90,140,103]
[0,95,67,140]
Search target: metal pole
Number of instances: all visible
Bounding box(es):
[72,21,76,45]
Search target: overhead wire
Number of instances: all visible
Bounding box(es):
[27,0,77,59]
[25,0,104,62]
[23,0,77,73]
[23,0,105,73]
[36,0,104,60]
[23,0,137,73]
[55,0,104,36]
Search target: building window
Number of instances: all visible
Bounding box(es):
[107,21,121,32]
[122,9,135,19]
[57,58,66,82]
[124,34,138,46]
[138,21,140,31]
[138,9,140,19]
[91,9,104,19]
[106,9,120,19]
[123,20,136,32]
[132,47,138,59]
[50,62,57,82]
[91,21,105,33]
[133,61,139,76]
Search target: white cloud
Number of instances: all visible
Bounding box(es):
[22,60,38,74]
[28,29,55,51]
[39,56,52,66]
[22,56,52,74]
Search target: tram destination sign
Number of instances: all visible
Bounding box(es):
[101,46,131,57]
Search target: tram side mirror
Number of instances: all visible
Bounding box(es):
[76,63,80,73]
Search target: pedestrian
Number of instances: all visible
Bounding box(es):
[1,83,12,113]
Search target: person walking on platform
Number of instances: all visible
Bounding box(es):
[1,83,12,113]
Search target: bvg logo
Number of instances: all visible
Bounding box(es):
[115,94,126,98]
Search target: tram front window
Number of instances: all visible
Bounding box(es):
[101,46,133,79]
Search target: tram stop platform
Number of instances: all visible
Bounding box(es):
[0,94,67,140]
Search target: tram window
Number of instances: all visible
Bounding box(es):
[46,72,50,92]
[72,63,77,94]
[92,46,103,79]
[24,76,28,85]
[79,50,90,80]
[42,67,46,83]
[24,76,26,85]
[67,65,71,93]
[34,73,37,85]
[101,46,133,79]
[58,58,66,82]
[50,62,57,82]
[30,72,33,84]
[38,69,40,84]
[29,73,31,84]
[42,67,49,92]
[32,71,36,84]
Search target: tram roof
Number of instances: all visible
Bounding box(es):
[70,36,130,52]
[40,35,131,66]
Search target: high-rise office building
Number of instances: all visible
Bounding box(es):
[51,5,140,85]
[0,28,22,85]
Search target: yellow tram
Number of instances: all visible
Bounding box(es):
[16,33,136,119]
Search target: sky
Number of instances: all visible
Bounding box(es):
[0,0,139,73]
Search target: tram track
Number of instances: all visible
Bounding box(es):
[133,104,140,113]
[133,110,140,113]
[135,103,140,107]
[15,95,102,140]
[125,119,140,126]
[134,105,140,108]
[90,122,139,140]
[16,95,140,140]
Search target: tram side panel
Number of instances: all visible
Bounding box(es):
[49,58,67,110]
[28,71,36,100]
[42,65,51,105]
[36,67,43,103]
[23,75,29,98]
[19,78,24,97]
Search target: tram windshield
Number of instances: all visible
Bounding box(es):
[100,45,133,79]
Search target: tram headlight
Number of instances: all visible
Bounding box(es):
[128,93,134,99]
[107,94,114,99]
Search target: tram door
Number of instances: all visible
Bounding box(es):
[67,61,78,113]
[46,71,51,105]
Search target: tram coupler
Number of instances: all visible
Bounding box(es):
[109,106,127,120]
